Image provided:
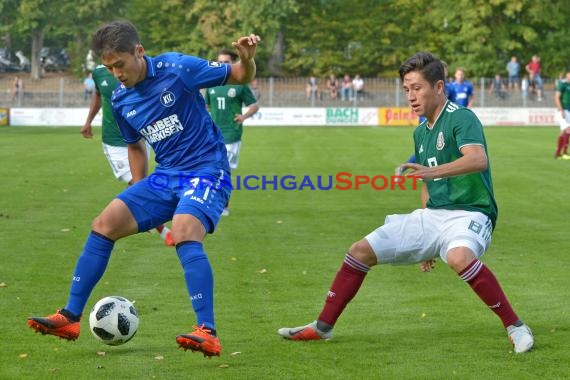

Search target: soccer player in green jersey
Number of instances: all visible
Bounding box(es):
[81,64,174,246]
[554,70,570,159]
[278,52,534,354]
[205,48,259,215]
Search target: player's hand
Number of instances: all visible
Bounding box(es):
[400,163,434,181]
[234,114,246,123]
[80,124,93,139]
[420,259,436,272]
[232,34,261,61]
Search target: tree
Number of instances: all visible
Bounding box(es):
[128,0,297,76]
[2,0,569,80]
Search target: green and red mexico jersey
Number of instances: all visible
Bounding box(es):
[556,80,570,110]
[92,65,124,147]
[205,84,257,144]
[413,100,498,228]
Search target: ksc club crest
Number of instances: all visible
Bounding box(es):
[160,90,175,107]
[436,131,445,150]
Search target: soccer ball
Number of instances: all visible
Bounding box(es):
[89,296,139,346]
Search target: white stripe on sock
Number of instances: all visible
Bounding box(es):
[344,254,370,273]
[460,260,483,282]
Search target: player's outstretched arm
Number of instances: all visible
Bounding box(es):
[402,145,487,181]
[228,34,261,85]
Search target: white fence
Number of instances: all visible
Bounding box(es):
[0,74,557,109]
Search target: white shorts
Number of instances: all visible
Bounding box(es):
[365,208,492,265]
[225,141,242,170]
[102,143,131,183]
[555,110,570,131]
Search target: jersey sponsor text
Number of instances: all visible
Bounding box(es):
[140,114,183,143]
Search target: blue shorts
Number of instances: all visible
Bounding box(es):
[117,168,232,233]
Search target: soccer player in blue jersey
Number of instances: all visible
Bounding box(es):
[27,20,260,358]
[449,67,474,107]
[81,64,174,246]
[205,48,260,216]
[279,52,534,354]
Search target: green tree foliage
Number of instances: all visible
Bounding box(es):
[128,0,297,75]
[57,0,130,76]
[1,0,569,79]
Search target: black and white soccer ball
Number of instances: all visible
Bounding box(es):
[89,296,139,346]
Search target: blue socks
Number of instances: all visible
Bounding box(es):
[63,233,215,331]
[64,231,114,317]
[176,241,215,330]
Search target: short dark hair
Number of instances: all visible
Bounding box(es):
[218,48,238,62]
[398,52,445,86]
[92,20,140,57]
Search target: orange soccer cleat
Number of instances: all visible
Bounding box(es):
[176,325,221,358]
[164,230,175,247]
[27,309,81,341]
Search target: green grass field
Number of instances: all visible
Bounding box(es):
[0,125,568,380]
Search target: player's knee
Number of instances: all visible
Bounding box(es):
[171,215,206,243]
[348,240,377,267]
[445,247,476,273]
[91,214,111,236]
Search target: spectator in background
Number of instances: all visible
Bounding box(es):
[352,74,364,100]
[488,73,507,100]
[306,76,320,101]
[326,74,339,100]
[11,75,23,102]
[506,56,520,91]
[525,55,543,101]
[340,73,353,101]
[83,71,95,101]
[450,67,474,107]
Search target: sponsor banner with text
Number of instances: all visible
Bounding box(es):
[471,108,557,126]
[378,107,419,126]
[0,108,8,126]
[10,108,102,127]
[7,107,559,127]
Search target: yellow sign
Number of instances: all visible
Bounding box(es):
[379,107,418,126]
[0,108,8,126]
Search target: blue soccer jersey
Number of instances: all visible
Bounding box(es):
[111,53,231,172]
[449,81,473,107]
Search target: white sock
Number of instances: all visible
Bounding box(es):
[159,226,170,240]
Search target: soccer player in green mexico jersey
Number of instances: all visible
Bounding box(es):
[205,48,259,216]
[278,52,534,354]
[554,70,570,159]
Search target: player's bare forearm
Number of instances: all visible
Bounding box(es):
[228,34,261,84]
[127,140,148,183]
[244,103,260,117]
[82,94,102,138]
[402,145,487,181]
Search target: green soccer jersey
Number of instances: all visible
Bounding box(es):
[413,100,498,229]
[556,80,570,110]
[92,65,125,147]
[205,84,258,144]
